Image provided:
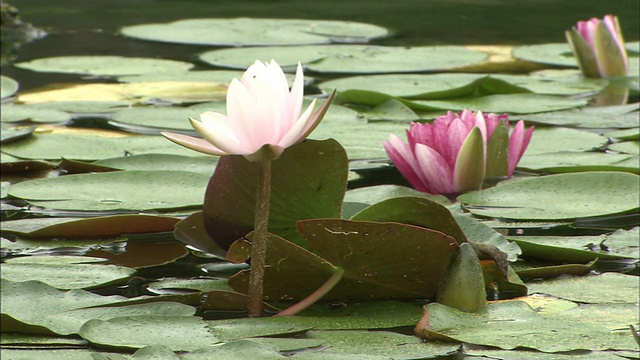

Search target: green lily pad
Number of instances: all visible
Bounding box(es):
[203,139,348,250]
[207,318,311,341]
[1,133,204,161]
[121,18,389,46]
[523,127,609,155]
[302,330,459,359]
[608,141,639,155]
[458,172,640,220]
[320,73,488,105]
[94,154,218,175]
[79,315,220,351]
[0,123,35,143]
[22,100,130,113]
[109,105,221,132]
[528,272,639,304]
[1,256,135,290]
[1,103,72,123]
[0,214,180,239]
[309,104,410,159]
[148,278,231,293]
[411,93,587,114]
[0,278,128,335]
[522,103,640,128]
[14,56,194,76]
[509,234,638,263]
[605,127,640,141]
[1,75,19,99]
[86,241,189,269]
[8,170,209,211]
[172,211,227,258]
[517,151,639,174]
[200,45,487,73]
[487,73,607,96]
[418,301,639,352]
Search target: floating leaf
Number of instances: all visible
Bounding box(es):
[522,103,640,128]
[527,273,639,304]
[1,256,135,289]
[79,315,220,351]
[94,154,218,175]
[517,151,638,174]
[203,139,348,250]
[17,81,226,104]
[109,105,220,132]
[9,170,208,211]
[296,218,459,299]
[0,123,35,143]
[207,318,311,341]
[121,18,389,46]
[458,172,640,220]
[1,103,72,123]
[200,45,487,73]
[523,127,609,155]
[606,127,640,141]
[411,94,587,114]
[302,330,459,359]
[150,278,231,294]
[418,301,639,352]
[0,279,128,335]
[608,141,639,155]
[509,234,637,263]
[1,214,180,239]
[173,211,227,258]
[1,133,204,161]
[86,241,189,269]
[15,56,194,76]
[1,75,19,99]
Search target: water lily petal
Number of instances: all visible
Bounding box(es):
[415,143,455,194]
[278,99,318,149]
[384,135,429,193]
[453,127,485,192]
[507,120,535,176]
[161,131,228,156]
[190,117,252,155]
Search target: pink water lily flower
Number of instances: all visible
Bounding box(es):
[566,15,628,78]
[384,110,534,195]
[162,59,333,162]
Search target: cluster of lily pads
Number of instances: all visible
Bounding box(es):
[1,17,639,359]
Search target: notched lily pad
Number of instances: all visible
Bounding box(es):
[1,75,19,99]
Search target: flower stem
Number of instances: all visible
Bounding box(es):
[275,267,345,316]
[247,160,272,317]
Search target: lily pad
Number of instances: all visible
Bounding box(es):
[0,123,35,143]
[608,141,639,155]
[458,172,640,220]
[8,170,209,211]
[605,127,640,141]
[302,330,459,359]
[418,301,639,352]
[109,106,218,132]
[1,103,72,123]
[121,18,390,46]
[0,278,128,335]
[14,56,194,76]
[1,133,206,161]
[203,139,348,250]
[517,151,639,174]
[1,75,19,99]
[86,241,189,269]
[523,127,609,155]
[79,315,220,351]
[522,103,640,128]
[17,81,226,104]
[527,272,639,304]
[94,154,218,175]
[0,214,180,239]
[411,94,587,114]
[200,45,487,73]
[1,256,135,290]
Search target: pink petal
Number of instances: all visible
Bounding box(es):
[414,143,455,194]
[161,132,229,156]
[507,120,535,176]
[384,135,429,193]
[278,98,318,149]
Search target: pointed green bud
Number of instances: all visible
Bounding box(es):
[565,28,600,78]
[485,120,509,178]
[453,126,485,192]
[437,242,487,313]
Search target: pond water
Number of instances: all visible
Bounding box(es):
[1,0,639,359]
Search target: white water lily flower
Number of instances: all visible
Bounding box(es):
[162,59,333,162]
